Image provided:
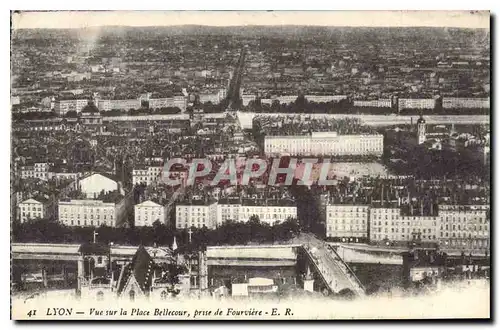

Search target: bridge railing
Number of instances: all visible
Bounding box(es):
[301,245,336,294]
[327,245,366,294]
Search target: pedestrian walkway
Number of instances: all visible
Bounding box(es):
[298,233,366,297]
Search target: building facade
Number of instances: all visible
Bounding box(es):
[216,202,241,226]
[326,205,369,241]
[264,133,384,157]
[353,99,392,108]
[134,200,166,227]
[20,162,51,181]
[438,205,490,250]
[18,198,50,223]
[442,97,490,109]
[398,98,436,111]
[369,207,438,244]
[176,202,218,229]
[132,166,163,186]
[54,99,89,116]
[238,205,297,226]
[58,199,127,227]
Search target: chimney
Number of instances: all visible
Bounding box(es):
[420,200,424,216]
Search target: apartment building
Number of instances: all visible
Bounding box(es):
[438,205,490,250]
[134,200,166,227]
[132,166,163,186]
[398,98,436,111]
[97,99,141,111]
[58,198,127,227]
[216,201,241,226]
[305,95,348,103]
[18,197,52,223]
[264,133,384,157]
[176,199,297,229]
[175,201,218,229]
[369,207,438,243]
[20,162,51,181]
[325,205,369,241]
[238,204,297,226]
[173,95,187,112]
[353,99,392,108]
[442,97,490,109]
[54,99,89,116]
[242,94,256,106]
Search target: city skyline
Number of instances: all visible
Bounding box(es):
[12,10,490,30]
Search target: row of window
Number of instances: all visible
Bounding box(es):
[62,207,113,214]
[371,234,436,241]
[21,212,43,218]
[60,213,113,220]
[20,206,43,211]
[327,225,365,231]
[328,219,366,224]
[62,219,110,226]
[374,227,436,233]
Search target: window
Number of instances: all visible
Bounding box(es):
[160,291,168,300]
[97,291,104,301]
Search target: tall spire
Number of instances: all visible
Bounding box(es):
[172,236,178,251]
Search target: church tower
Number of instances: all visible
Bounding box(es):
[417,115,426,145]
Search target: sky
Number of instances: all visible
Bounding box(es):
[12,11,490,30]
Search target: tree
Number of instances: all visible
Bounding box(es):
[66,110,77,118]
[248,215,260,225]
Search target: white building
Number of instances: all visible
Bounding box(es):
[353,99,392,108]
[176,202,218,229]
[438,205,489,250]
[173,95,187,112]
[242,94,256,106]
[369,207,438,243]
[149,97,176,109]
[238,205,297,226]
[326,205,369,241]
[305,95,348,103]
[20,162,51,181]
[58,199,127,227]
[18,198,51,223]
[276,95,298,104]
[264,133,384,157]
[442,97,490,109]
[398,98,436,111]
[54,99,89,116]
[78,173,119,199]
[216,202,241,226]
[134,200,166,227]
[132,166,163,186]
[97,99,141,111]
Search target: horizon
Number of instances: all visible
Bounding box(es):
[12,11,490,30]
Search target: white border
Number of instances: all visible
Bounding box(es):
[3,1,496,329]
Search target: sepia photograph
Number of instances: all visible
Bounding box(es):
[9,10,491,320]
